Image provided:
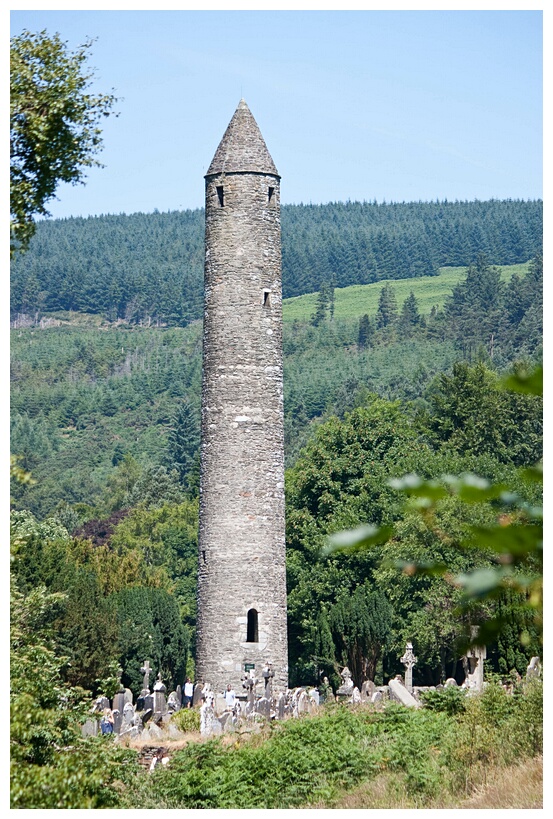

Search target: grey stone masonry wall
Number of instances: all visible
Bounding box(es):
[196,100,288,694]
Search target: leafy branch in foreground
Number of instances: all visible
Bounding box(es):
[325,367,542,650]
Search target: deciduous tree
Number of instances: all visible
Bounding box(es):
[10,29,117,252]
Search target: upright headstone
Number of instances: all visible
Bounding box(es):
[319,676,334,703]
[122,701,135,729]
[526,657,542,681]
[463,629,487,692]
[200,693,216,736]
[192,683,204,708]
[112,709,123,734]
[112,687,126,716]
[140,660,152,696]
[361,680,375,702]
[262,663,275,700]
[153,675,167,715]
[400,641,418,693]
[336,667,355,701]
[242,670,258,710]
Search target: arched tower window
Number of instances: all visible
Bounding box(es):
[246,609,258,643]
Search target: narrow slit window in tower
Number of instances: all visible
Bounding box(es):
[263,289,271,307]
[246,609,258,643]
[216,186,224,207]
[268,186,274,203]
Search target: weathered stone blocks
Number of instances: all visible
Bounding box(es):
[196,101,288,693]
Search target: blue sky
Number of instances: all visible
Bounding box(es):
[10,7,543,219]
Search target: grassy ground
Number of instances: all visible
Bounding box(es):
[282,262,529,322]
[321,755,543,809]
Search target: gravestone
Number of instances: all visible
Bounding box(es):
[277,692,286,720]
[336,667,355,701]
[388,677,420,708]
[93,695,110,713]
[122,701,135,729]
[145,721,163,741]
[242,670,258,710]
[361,680,375,702]
[140,660,152,696]
[297,690,309,714]
[82,719,98,737]
[112,688,127,715]
[371,691,383,705]
[526,657,541,680]
[262,664,275,699]
[319,676,334,703]
[200,693,216,736]
[215,692,227,715]
[153,674,167,715]
[255,697,271,718]
[192,683,204,708]
[400,641,417,693]
[167,692,180,713]
[176,684,182,706]
[351,686,361,704]
[462,628,486,692]
[168,722,184,739]
[112,709,123,734]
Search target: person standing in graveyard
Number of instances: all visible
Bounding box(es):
[183,677,194,708]
[225,684,236,708]
[100,708,114,735]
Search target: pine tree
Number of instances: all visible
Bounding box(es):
[358,314,374,349]
[376,283,398,329]
[398,291,421,336]
[167,398,200,486]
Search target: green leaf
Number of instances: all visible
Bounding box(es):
[502,366,543,396]
[468,523,542,559]
[454,567,505,598]
[322,524,393,556]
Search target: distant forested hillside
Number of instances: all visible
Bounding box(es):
[11,199,542,326]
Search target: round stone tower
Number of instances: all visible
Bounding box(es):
[196,100,288,694]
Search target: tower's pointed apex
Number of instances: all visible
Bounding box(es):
[206,99,279,177]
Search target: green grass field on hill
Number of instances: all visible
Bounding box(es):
[282,262,529,322]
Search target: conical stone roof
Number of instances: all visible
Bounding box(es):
[206,99,279,177]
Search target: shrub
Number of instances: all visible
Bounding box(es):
[420,686,467,716]
[171,707,200,733]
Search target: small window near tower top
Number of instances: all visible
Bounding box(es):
[216,186,224,207]
[263,290,271,307]
[268,187,274,203]
[246,609,259,643]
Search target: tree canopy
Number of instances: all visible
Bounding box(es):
[10,29,117,253]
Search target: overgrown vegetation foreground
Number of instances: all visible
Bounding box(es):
[10,680,542,809]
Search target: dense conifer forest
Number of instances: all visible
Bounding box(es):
[10,198,542,325]
[10,201,542,808]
